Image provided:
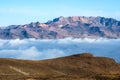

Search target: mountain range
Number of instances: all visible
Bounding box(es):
[0,16,120,39]
[0,53,120,80]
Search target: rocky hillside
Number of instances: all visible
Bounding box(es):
[0,16,120,39]
[0,53,120,80]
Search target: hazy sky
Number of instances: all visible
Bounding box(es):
[0,0,120,26]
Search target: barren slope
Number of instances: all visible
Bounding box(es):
[0,53,120,80]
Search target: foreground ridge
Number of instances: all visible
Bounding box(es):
[0,53,120,80]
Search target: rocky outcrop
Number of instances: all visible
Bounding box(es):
[0,16,120,39]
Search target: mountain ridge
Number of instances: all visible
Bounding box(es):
[0,53,120,80]
[0,16,120,39]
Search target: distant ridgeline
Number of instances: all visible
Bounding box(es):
[0,16,120,39]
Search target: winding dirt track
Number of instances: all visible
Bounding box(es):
[9,66,29,76]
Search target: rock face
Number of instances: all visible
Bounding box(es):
[0,53,120,80]
[1,16,120,39]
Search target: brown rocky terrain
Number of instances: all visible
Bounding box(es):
[0,16,120,39]
[0,53,120,80]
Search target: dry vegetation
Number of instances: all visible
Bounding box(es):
[0,53,120,80]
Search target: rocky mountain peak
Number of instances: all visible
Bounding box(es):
[52,16,64,22]
[0,16,120,39]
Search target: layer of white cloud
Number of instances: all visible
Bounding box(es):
[0,38,120,63]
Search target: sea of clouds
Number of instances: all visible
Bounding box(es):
[0,38,120,62]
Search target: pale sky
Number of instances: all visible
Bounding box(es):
[0,0,120,26]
